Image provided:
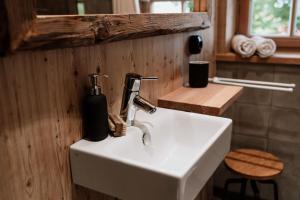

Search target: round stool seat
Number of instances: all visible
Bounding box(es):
[225,149,284,180]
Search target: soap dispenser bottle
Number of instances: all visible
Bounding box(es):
[83,74,109,141]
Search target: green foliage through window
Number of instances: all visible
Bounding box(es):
[250,0,292,36]
[297,2,300,34]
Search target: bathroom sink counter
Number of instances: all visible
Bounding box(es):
[158,83,243,116]
[70,108,233,200]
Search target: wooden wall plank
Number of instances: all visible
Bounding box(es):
[200,0,208,12]
[238,0,250,35]
[0,2,215,200]
[194,0,201,12]
[191,0,216,77]
[216,0,238,53]
[0,31,213,200]
[194,0,208,12]
[3,0,36,51]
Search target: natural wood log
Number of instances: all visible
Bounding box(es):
[19,13,210,50]
[3,0,36,51]
[1,0,210,53]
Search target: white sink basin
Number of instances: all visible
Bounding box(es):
[70,108,232,200]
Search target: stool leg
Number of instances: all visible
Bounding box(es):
[240,178,248,200]
[250,180,260,199]
[258,180,279,200]
[223,178,246,200]
[223,179,230,200]
[273,181,279,200]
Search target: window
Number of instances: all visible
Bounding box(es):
[239,0,300,47]
[150,0,193,13]
[250,0,292,36]
[77,2,86,15]
[296,1,300,35]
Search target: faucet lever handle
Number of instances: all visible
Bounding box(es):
[141,76,158,80]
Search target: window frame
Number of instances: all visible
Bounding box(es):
[238,0,300,48]
[150,0,192,13]
[149,0,207,13]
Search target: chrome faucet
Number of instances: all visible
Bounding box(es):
[120,73,158,126]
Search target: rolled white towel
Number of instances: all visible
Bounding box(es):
[231,35,256,58]
[252,36,276,58]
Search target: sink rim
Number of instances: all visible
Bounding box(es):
[70,107,232,179]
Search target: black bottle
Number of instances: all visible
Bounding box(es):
[188,35,203,54]
[83,74,109,141]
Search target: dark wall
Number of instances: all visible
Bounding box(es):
[37,0,77,15]
[215,62,300,200]
[36,0,112,15]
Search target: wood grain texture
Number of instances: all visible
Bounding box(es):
[0,32,213,200]
[194,0,201,12]
[18,13,210,51]
[238,0,250,35]
[3,0,36,51]
[225,149,284,180]
[216,0,238,53]
[194,0,208,12]
[216,52,300,65]
[0,2,214,200]
[158,83,243,116]
[1,0,210,54]
[190,0,217,77]
[200,0,208,11]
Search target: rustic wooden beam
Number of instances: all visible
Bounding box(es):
[3,0,36,51]
[19,13,210,51]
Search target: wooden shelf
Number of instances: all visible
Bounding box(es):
[18,13,210,51]
[216,52,300,65]
[158,83,243,116]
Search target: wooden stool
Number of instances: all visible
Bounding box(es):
[223,149,284,200]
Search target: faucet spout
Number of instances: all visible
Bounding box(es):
[120,73,158,126]
[134,95,157,114]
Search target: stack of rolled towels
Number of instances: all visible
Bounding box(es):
[231,34,276,58]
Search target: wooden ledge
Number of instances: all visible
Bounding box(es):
[216,52,300,65]
[18,13,210,51]
[158,83,243,116]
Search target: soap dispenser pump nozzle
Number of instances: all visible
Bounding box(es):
[89,74,100,95]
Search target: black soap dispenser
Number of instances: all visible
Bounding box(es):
[83,74,109,141]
